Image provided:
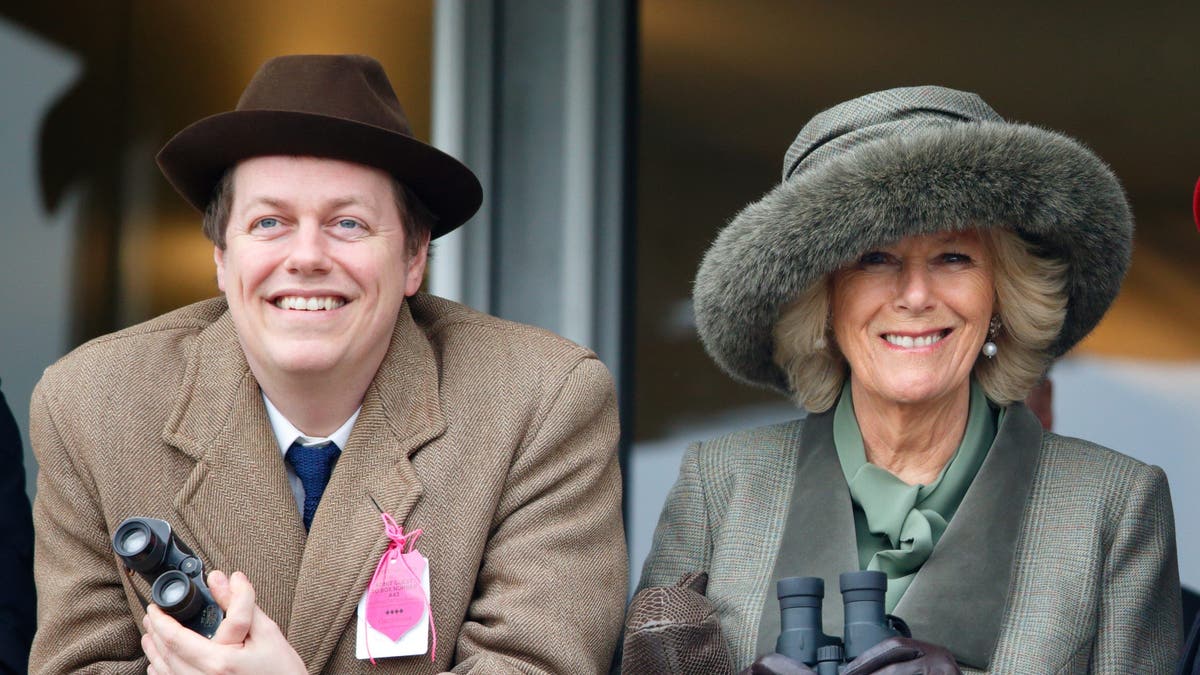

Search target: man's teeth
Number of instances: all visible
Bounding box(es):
[885,332,944,348]
[274,296,345,311]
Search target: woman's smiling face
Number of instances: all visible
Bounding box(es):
[830,229,995,407]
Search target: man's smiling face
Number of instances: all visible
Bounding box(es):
[214,155,427,381]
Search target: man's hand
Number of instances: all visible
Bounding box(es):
[142,570,306,675]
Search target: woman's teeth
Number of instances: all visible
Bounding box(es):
[274,296,345,311]
[884,332,944,348]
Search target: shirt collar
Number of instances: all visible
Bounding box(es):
[262,392,360,456]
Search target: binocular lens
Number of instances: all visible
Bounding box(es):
[120,527,149,553]
[152,570,203,621]
[159,577,189,606]
[115,523,151,556]
[839,570,887,604]
[778,576,824,609]
[113,520,168,573]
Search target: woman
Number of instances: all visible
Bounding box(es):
[633,86,1180,673]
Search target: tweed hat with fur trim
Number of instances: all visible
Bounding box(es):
[694,86,1133,393]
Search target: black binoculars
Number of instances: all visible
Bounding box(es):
[776,570,909,675]
[112,517,224,638]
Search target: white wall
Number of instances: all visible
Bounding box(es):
[0,18,82,499]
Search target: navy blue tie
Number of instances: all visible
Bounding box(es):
[285,440,341,531]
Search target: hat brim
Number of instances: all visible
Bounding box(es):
[156,109,482,239]
[694,121,1133,392]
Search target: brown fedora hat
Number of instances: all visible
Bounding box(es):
[157,54,481,239]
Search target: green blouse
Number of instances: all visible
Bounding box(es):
[833,378,1000,612]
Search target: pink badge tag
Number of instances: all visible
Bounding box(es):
[364,513,436,664]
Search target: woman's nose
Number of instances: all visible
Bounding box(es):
[894,264,935,312]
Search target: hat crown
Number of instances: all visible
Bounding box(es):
[783,85,1003,182]
[236,54,413,136]
[157,53,483,238]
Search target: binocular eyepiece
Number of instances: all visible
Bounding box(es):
[777,570,908,675]
[113,517,224,638]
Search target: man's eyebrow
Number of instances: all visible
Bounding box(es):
[239,196,290,213]
[238,195,376,212]
[325,196,374,210]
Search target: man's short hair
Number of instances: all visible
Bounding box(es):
[201,162,435,255]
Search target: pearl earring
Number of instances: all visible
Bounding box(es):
[982,315,1001,358]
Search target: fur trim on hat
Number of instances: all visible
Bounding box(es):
[694,121,1132,393]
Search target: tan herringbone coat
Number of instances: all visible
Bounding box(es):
[30,294,626,674]
[638,405,1181,673]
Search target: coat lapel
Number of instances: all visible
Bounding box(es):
[755,409,860,657]
[892,403,1042,669]
[161,307,308,630]
[285,301,446,671]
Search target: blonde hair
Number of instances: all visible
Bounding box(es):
[772,227,1068,412]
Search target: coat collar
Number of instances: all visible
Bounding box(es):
[755,403,1042,669]
[161,297,446,670]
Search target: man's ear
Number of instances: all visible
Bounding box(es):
[403,236,431,297]
[214,246,227,292]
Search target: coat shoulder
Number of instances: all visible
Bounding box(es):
[689,417,808,490]
[36,298,226,402]
[1030,431,1169,536]
[410,293,606,382]
[696,417,807,456]
[1037,431,1163,489]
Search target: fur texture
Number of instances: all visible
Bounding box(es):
[695,112,1132,393]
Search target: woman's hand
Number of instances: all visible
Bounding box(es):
[142,570,306,675]
[739,637,961,675]
[842,637,961,675]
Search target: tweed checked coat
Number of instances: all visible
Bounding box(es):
[29,294,626,674]
[638,404,1181,673]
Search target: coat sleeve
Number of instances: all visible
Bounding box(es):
[1090,463,1182,672]
[27,379,147,675]
[635,440,712,592]
[449,357,627,675]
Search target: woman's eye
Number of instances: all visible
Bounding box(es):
[940,252,972,264]
[859,251,892,266]
[253,217,279,230]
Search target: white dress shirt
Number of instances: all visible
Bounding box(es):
[262,393,360,516]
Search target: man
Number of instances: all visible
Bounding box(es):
[29,54,626,674]
[0,381,35,675]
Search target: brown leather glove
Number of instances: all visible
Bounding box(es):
[738,653,818,675]
[842,637,962,675]
[621,572,735,675]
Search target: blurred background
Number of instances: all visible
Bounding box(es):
[2,0,1198,602]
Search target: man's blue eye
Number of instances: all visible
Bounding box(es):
[338,219,362,229]
[256,217,279,229]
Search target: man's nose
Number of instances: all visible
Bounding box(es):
[284,224,332,274]
[894,264,935,312]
